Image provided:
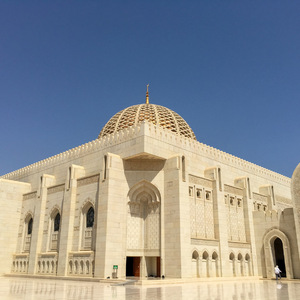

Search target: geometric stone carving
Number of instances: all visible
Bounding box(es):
[224,184,243,196]
[77,174,99,187]
[47,184,65,194]
[189,175,213,188]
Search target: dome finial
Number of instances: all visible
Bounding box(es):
[146,84,149,104]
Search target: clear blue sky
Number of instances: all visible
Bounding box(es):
[1,1,299,177]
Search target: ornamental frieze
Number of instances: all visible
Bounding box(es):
[276,195,292,205]
[253,192,268,203]
[189,175,213,188]
[77,174,100,187]
[224,184,243,196]
[48,184,65,194]
[23,192,37,200]
[191,238,219,247]
[228,241,251,249]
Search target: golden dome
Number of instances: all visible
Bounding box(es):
[98,103,196,140]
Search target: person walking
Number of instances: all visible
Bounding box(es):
[274,265,282,281]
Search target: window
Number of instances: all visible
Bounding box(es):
[28,218,33,235]
[87,207,94,228]
[24,215,33,252]
[192,250,199,260]
[196,189,202,198]
[205,191,211,200]
[54,213,60,232]
[50,211,61,251]
[202,251,209,260]
[81,204,95,250]
[212,252,218,260]
[237,199,242,207]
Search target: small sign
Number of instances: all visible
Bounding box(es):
[113,265,118,269]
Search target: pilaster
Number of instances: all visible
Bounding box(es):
[234,177,258,276]
[28,174,55,274]
[164,155,183,278]
[57,165,85,276]
[94,153,127,279]
[204,166,229,276]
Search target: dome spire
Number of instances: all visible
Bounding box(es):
[146,84,149,104]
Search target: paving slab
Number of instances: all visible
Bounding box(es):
[1,276,300,300]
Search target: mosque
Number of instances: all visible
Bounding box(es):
[1,88,300,280]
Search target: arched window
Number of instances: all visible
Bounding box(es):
[192,250,199,260]
[86,207,94,228]
[54,213,60,232]
[202,251,209,260]
[28,218,33,235]
[81,203,95,250]
[49,210,61,251]
[24,215,33,252]
[212,252,218,260]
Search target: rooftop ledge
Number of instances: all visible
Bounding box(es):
[0,121,290,185]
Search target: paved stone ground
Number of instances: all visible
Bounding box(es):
[1,276,300,299]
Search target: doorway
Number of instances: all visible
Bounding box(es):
[274,238,286,277]
[126,257,140,277]
[156,257,161,277]
[263,229,293,279]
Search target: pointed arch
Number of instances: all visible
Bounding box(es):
[201,250,209,277]
[81,197,95,212]
[245,253,251,276]
[49,206,61,232]
[212,251,218,260]
[81,199,95,250]
[263,228,294,279]
[202,250,209,260]
[192,249,199,260]
[229,251,236,276]
[49,205,61,218]
[237,253,243,276]
[48,206,61,251]
[128,180,161,203]
[191,249,200,278]
[23,212,34,252]
[211,251,219,277]
[126,180,161,278]
[24,211,34,223]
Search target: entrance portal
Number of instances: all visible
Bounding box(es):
[274,238,286,277]
[126,257,140,277]
[263,229,293,279]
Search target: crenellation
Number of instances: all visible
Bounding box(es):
[1,122,290,186]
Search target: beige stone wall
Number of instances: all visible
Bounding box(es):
[0,122,295,279]
[0,179,31,274]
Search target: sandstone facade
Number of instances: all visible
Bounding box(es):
[0,101,298,280]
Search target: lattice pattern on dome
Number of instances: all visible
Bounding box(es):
[98,103,196,140]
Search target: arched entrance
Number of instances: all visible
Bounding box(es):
[263,229,293,279]
[273,238,286,277]
[126,180,161,278]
